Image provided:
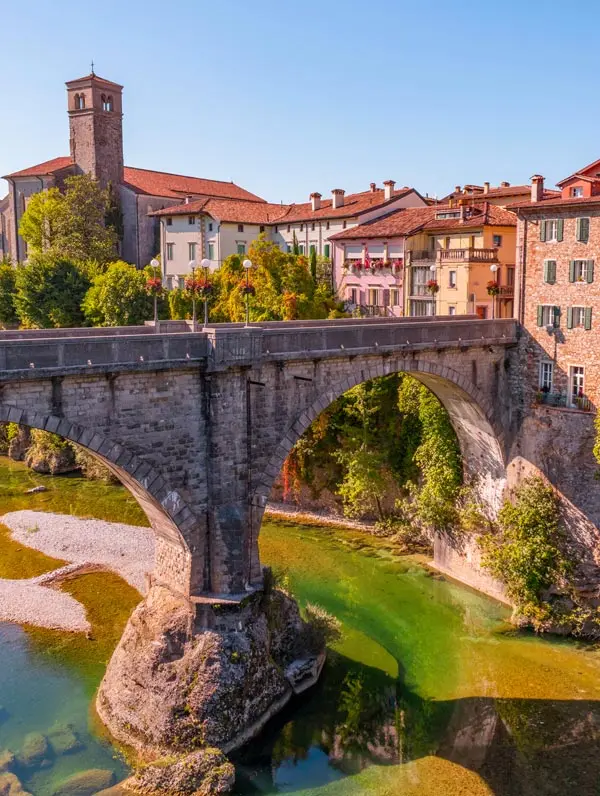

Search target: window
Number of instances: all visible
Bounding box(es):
[166,217,173,226]
[448,270,457,288]
[237,242,246,255]
[493,234,503,247]
[409,299,434,317]
[570,366,585,408]
[208,242,215,260]
[101,94,113,111]
[324,243,330,258]
[569,259,594,283]
[237,224,244,233]
[208,223,213,232]
[188,242,196,261]
[368,287,379,306]
[567,306,592,329]
[274,226,278,233]
[178,277,185,289]
[309,242,317,255]
[300,224,304,232]
[537,304,560,327]
[543,259,557,284]
[435,211,461,219]
[576,217,590,243]
[311,223,315,231]
[298,244,305,254]
[259,225,265,233]
[347,286,358,303]
[391,288,400,306]
[571,186,584,198]
[539,361,554,392]
[74,93,85,110]
[326,221,330,230]
[540,219,564,242]
[448,305,456,316]
[287,225,291,233]
[286,243,292,253]
[166,243,174,261]
[507,266,515,286]
[411,266,430,295]
[445,236,451,249]
[476,305,488,319]
[188,216,195,225]
[343,220,347,229]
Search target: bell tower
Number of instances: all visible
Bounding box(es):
[66,70,124,188]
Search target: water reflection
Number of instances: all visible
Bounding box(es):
[233,651,600,795]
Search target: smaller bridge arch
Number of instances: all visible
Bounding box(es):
[0,405,201,596]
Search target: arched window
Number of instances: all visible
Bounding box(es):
[74,93,85,110]
[102,94,113,112]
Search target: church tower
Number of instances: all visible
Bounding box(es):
[66,71,124,188]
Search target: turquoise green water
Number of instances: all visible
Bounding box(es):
[1,459,600,794]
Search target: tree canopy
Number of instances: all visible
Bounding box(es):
[19,174,118,268]
[0,262,18,327]
[14,254,90,328]
[82,261,154,326]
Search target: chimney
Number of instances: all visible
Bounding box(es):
[459,198,467,222]
[332,188,345,209]
[185,195,193,204]
[531,174,545,202]
[310,192,322,211]
[383,179,396,201]
[370,182,377,192]
[500,181,510,188]
[483,181,490,194]
[454,185,461,194]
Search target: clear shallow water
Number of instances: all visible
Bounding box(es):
[1,458,600,794]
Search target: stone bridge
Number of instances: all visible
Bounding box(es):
[0,316,519,599]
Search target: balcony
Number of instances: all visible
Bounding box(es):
[407,250,435,262]
[536,391,592,411]
[438,247,498,263]
[498,285,514,298]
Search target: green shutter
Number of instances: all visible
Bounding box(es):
[537,305,544,326]
[587,260,595,283]
[569,260,576,282]
[576,217,590,243]
[543,260,549,283]
[557,219,564,241]
[567,307,573,329]
[576,218,582,241]
[540,221,547,242]
[550,260,557,283]
[553,306,561,327]
[545,260,556,284]
[585,307,593,330]
[324,244,330,258]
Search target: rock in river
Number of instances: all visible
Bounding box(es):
[47,724,84,756]
[124,748,234,794]
[16,732,51,769]
[52,768,115,795]
[0,771,32,795]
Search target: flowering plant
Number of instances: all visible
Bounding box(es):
[426,279,439,294]
[371,259,384,270]
[351,261,362,271]
[486,280,500,296]
[185,276,212,298]
[145,276,163,295]
[392,258,403,270]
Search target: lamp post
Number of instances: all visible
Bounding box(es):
[429,263,437,316]
[490,263,499,319]
[243,259,253,327]
[150,258,161,325]
[187,260,198,327]
[200,257,211,326]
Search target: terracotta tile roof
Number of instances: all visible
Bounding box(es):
[152,197,289,224]
[556,157,600,186]
[4,156,74,179]
[277,187,418,223]
[441,184,560,203]
[66,74,123,88]
[510,194,600,210]
[122,166,266,202]
[330,202,516,241]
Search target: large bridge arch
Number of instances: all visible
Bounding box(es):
[0,405,200,596]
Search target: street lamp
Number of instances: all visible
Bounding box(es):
[150,258,161,324]
[187,260,198,326]
[200,257,211,326]
[429,263,437,316]
[490,263,499,319]
[242,259,253,327]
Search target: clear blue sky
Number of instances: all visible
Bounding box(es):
[2,0,598,204]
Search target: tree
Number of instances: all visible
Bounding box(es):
[82,261,153,326]
[19,174,117,267]
[292,231,300,256]
[14,254,90,328]
[0,262,18,326]
[310,247,317,287]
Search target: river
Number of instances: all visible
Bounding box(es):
[1,458,600,795]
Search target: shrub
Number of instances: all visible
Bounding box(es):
[303,602,342,652]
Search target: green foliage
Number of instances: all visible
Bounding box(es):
[105,181,124,242]
[19,174,117,266]
[24,430,76,475]
[303,602,342,651]
[593,413,600,467]
[0,263,18,326]
[335,446,389,520]
[82,260,152,326]
[73,445,118,483]
[310,247,317,286]
[14,254,90,328]
[479,477,568,624]
[168,288,193,320]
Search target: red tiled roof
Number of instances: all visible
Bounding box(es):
[510,194,600,210]
[122,167,266,202]
[441,184,560,203]
[4,156,74,179]
[278,187,419,223]
[152,197,288,223]
[556,157,600,186]
[66,74,123,88]
[330,202,516,241]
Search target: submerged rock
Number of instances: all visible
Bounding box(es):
[0,752,14,773]
[47,723,84,756]
[16,732,51,769]
[124,748,234,794]
[0,771,32,795]
[52,768,115,795]
[97,584,325,756]
[25,486,48,494]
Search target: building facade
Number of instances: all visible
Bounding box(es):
[0,72,266,267]
[331,202,517,318]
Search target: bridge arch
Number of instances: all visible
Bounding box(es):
[0,405,201,596]
[254,357,508,518]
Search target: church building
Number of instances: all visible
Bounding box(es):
[0,72,266,266]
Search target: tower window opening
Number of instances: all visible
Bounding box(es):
[102,94,113,112]
[74,93,85,110]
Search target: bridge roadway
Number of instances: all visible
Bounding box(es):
[0,316,518,596]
